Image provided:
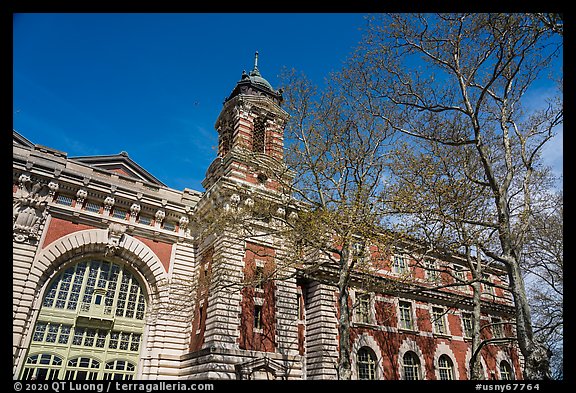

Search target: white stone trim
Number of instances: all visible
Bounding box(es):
[16,229,169,378]
[398,337,425,380]
[433,342,461,380]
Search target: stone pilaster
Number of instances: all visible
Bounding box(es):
[304,281,338,379]
[202,232,244,350]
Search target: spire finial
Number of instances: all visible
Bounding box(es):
[254,51,259,71]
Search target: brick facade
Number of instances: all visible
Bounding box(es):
[12,58,522,381]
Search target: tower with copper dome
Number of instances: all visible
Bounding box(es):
[188,53,303,379]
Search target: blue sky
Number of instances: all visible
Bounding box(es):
[13,13,369,191]
[13,13,562,192]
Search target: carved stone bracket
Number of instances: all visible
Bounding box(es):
[13,174,52,243]
[75,189,88,208]
[130,203,141,223]
[103,196,115,216]
[105,222,126,256]
[155,209,166,227]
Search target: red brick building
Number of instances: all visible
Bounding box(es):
[13,55,522,380]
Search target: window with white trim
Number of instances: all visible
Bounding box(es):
[402,351,421,380]
[492,317,504,338]
[393,254,410,275]
[103,360,136,380]
[438,355,455,380]
[398,301,414,331]
[355,293,371,324]
[462,312,474,338]
[482,274,495,295]
[425,259,440,282]
[254,305,263,331]
[64,357,100,379]
[452,264,466,281]
[499,360,513,380]
[357,347,377,380]
[21,259,146,380]
[21,354,63,380]
[432,307,448,335]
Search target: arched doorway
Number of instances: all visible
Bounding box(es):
[20,259,147,380]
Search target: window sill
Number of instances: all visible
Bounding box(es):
[398,328,418,335]
[352,321,379,329]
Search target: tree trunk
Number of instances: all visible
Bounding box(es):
[508,260,552,380]
[470,279,484,379]
[337,247,353,380]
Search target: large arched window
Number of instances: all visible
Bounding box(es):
[357,347,377,380]
[438,354,455,380]
[103,360,136,380]
[64,357,100,380]
[21,259,147,380]
[402,351,421,380]
[499,360,513,380]
[21,353,62,380]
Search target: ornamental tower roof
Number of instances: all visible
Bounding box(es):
[224,51,283,105]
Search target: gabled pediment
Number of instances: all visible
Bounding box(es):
[71,152,166,187]
[234,356,288,380]
[13,130,34,148]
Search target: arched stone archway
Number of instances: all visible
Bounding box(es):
[14,228,169,379]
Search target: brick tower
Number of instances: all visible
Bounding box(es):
[186,52,302,379]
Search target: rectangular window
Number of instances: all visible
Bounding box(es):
[58,325,71,344]
[453,264,466,281]
[196,306,203,335]
[253,118,266,153]
[84,329,96,347]
[254,305,263,330]
[399,301,414,331]
[112,208,128,220]
[492,317,503,338]
[72,328,85,346]
[356,293,371,324]
[32,323,47,342]
[482,274,495,295]
[393,254,409,275]
[163,222,175,231]
[130,334,141,352]
[462,313,474,338]
[95,331,106,348]
[120,333,130,350]
[432,307,448,335]
[45,324,58,343]
[138,216,152,225]
[109,332,119,349]
[55,194,73,206]
[254,266,264,290]
[425,259,440,282]
[85,201,101,213]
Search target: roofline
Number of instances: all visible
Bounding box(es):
[70,152,167,187]
[13,129,34,148]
